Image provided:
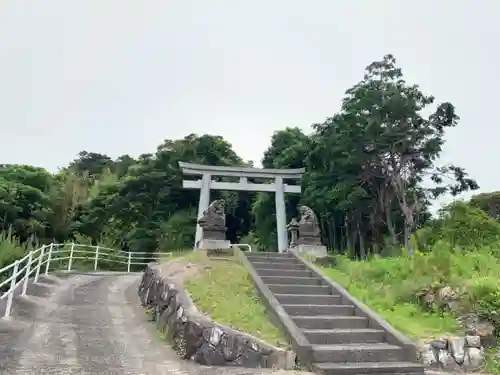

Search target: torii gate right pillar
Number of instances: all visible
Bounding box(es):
[274,176,287,253]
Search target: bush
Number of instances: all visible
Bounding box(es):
[158,210,196,251]
[465,277,500,333]
[416,202,500,251]
[0,231,26,271]
[0,230,37,292]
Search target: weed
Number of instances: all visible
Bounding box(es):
[317,241,500,341]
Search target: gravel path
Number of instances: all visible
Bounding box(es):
[0,273,314,375]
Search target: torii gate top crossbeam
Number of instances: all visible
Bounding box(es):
[178,162,304,180]
[179,162,302,252]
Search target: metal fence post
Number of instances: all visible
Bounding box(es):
[4,260,20,318]
[21,251,33,296]
[127,252,132,273]
[67,242,75,271]
[44,243,54,275]
[94,245,100,271]
[34,245,45,283]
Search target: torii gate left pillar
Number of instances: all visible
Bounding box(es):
[179,162,304,253]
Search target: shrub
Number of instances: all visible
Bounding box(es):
[416,202,500,251]
[0,231,25,271]
[464,277,500,333]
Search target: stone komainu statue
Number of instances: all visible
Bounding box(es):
[198,199,226,231]
[298,205,318,226]
[297,205,322,244]
[198,199,226,242]
[202,199,226,220]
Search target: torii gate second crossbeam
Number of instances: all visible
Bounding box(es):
[178,162,304,253]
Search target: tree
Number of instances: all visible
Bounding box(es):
[48,170,91,241]
[470,192,500,220]
[114,155,136,178]
[0,165,56,241]
[251,128,311,251]
[69,151,115,180]
[416,201,500,249]
[262,127,312,169]
[310,55,478,255]
[79,134,247,253]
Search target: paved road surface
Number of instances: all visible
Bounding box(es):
[0,273,312,375]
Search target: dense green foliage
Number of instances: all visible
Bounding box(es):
[0,55,484,267]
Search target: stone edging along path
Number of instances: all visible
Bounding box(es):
[137,262,296,369]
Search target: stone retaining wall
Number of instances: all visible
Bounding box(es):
[137,263,296,369]
[420,336,484,371]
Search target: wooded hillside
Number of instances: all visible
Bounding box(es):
[0,55,482,258]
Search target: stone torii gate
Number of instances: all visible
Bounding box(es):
[178,162,304,253]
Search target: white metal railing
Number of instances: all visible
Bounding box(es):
[231,243,252,252]
[0,243,172,319]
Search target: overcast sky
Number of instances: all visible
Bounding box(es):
[1,1,498,208]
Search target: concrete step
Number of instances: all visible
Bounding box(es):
[282,304,355,316]
[303,328,385,345]
[255,268,312,278]
[247,256,300,265]
[312,343,404,363]
[260,275,324,286]
[251,261,306,271]
[246,251,423,373]
[293,316,369,330]
[267,284,331,295]
[314,361,425,375]
[274,293,341,305]
[245,252,292,259]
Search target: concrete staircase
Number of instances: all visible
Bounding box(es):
[241,251,425,375]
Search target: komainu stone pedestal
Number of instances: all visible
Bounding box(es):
[296,244,327,258]
[199,239,231,250]
[198,222,230,250]
[201,241,232,257]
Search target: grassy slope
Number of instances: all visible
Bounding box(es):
[317,244,500,341]
[319,266,458,340]
[184,253,288,348]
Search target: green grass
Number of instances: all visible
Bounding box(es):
[315,243,500,342]
[318,266,459,340]
[184,253,288,348]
